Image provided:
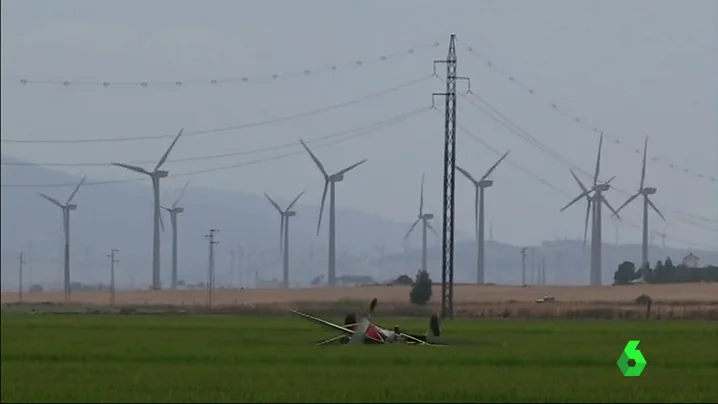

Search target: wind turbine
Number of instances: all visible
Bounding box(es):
[613,136,666,269]
[404,174,439,276]
[560,133,621,286]
[112,128,184,290]
[299,139,366,286]
[38,176,86,302]
[264,191,305,288]
[456,151,509,284]
[162,180,190,290]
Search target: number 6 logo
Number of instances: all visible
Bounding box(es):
[617,340,647,377]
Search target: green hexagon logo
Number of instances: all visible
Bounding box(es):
[617,340,647,377]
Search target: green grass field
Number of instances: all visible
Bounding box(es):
[1,314,717,403]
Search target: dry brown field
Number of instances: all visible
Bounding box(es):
[3,283,717,319]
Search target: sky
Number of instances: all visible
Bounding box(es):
[1,0,717,250]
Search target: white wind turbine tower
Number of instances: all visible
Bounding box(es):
[162,180,190,290]
[112,129,184,290]
[264,191,305,288]
[38,176,86,302]
[403,174,439,275]
[456,151,509,284]
[560,133,621,286]
[613,136,666,269]
[299,139,367,286]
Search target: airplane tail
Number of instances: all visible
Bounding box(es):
[427,313,441,342]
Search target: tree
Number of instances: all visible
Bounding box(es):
[664,257,674,270]
[614,261,638,285]
[410,269,432,305]
[393,274,414,286]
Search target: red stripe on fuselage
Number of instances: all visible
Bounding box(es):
[348,322,384,343]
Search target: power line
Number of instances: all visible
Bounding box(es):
[1,106,430,188]
[11,41,441,88]
[2,106,429,168]
[456,38,717,183]
[458,92,718,232]
[1,75,432,144]
[455,118,716,250]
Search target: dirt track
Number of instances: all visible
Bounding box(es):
[2,283,716,306]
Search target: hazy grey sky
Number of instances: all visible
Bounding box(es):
[2,0,717,249]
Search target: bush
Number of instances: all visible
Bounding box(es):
[409,270,432,305]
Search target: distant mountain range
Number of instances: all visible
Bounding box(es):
[2,154,716,290]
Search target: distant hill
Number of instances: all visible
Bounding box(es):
[370,238,718,286]
[2,155,715,290]
[0,155,422,288]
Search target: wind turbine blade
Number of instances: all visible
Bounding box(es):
[427,221,440,237]
[404,218,421,240]
[38,193,63,208]
[614,192,640,217]
[561,190,592,212]
[66,176,86,204]
[583,198,592,248]
[419,174,425,216]
[173,180,190,208]
[604,175,616,186]
[264,193,284,215]
[316,181,329,236]
[286,191,305,211]
[155,128,184,171]
[569,169,589,195]
[593,133,604,187]
[601,196,621,220]
[481,150,510,181]
[455,165,478,184]
[161,205,172,212]
[159,207,165,232]
[640,136,648,190]
[299,139,328,178]
[335,159,367,177]
[647,197,666,221]
[111,162,150,176]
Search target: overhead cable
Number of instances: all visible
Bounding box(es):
[456,38,716,183]
[11,41,441,88]
[1,105,430,188]
[1,75,432,144]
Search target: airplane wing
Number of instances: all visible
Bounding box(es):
[290,309,355,335]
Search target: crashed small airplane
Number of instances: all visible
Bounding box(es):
[291,298,444,346]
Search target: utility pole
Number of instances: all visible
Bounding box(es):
[541,254,547,285]
[18,252,25,303]
[433,34,470,320]
[108,249,119,306]
[530,248,536,285]
[520,247,527,286]
[205,229,219,307]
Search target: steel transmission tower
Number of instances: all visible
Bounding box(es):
[433,34,469,319]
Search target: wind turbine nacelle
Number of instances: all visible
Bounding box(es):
[155,170,169,178]
[423,213,435,220]
[330,174,345,182]
[286,211,297,217]
[174,207,185,213]
[66,204,78,210]
[478,180,494,188]
[642,187,657,195]
[596,183,611,191]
